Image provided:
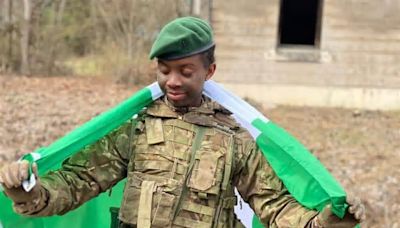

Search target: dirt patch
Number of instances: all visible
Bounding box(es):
[267,106,400,227]
[0,75,136,162]
[1,75,398,227]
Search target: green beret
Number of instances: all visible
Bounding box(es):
[149,17,214,60]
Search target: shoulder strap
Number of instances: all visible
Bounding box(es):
[212,134,236,227]
[127,112,146,159]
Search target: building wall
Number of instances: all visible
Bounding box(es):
[212,0,400,110]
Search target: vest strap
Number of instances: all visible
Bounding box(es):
[137,180,156,228]
[173,216,212,228]
[181,201,215,216]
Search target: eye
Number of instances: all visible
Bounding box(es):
[157,63,170,75]
[181,69,194,77]
[160,69,169,75]
[182,72,192,77]
[158,67,170,75]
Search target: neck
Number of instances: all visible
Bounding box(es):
[163,96,204,114]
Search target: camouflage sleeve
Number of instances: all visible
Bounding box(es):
[234,131,318,228]
[14,120,135,216]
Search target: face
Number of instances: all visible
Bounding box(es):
[157,54,216,107]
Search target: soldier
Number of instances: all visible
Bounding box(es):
[0,17,365,227]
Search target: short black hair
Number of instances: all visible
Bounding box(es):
[200,45,216,68]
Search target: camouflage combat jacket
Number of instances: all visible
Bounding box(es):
[14,97,318,227]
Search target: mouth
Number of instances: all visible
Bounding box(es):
[167,91,186,101]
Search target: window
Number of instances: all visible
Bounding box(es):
[278,0,323,47]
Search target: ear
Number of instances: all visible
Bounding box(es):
[205,63,216,80]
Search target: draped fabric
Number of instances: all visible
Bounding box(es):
[0,81,347,228]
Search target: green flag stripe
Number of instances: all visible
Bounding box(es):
[22,87,154,175]
[1,80,350,227]
[252,119,347,218]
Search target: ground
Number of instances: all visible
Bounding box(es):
[0,75,399,227]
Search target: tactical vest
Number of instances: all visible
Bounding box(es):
[117,99,245,228]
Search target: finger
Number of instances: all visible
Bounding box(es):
[32,163,39,177]
[356,205,366,221]
[354,197,361,206]
[0,166,9,187]
[347,195,361,206]
[3,165,15,188]
[348,204,356,214]
[355,208,364,220]
[360,210,366,221]
[346,195,355,205]
[0,171,4,184]
[348,196,361,211]
[9,163,21,187]
[19,161,29,181]
[0,166,5,182]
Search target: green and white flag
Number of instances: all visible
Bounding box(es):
[0,81,347,228]
[203,81,348,227]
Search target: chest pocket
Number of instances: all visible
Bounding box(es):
[134,117,192,173]
[188,130,233,195]
[119,172,180,227]
[145,118,164,144]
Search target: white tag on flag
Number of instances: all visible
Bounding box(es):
[22,173,36,192]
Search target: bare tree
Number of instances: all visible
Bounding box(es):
[20,0,32,75]
[44,0,66,74]
[7,0,13,69]
[0,0,14,72]
[0,0,192,77]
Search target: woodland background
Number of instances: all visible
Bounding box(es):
[0,0,190,83]
[0,1,399,227]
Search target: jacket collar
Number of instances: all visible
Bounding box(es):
[146,95,220,118]
[145,96,238,129]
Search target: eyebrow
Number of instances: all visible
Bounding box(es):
[158,60,196,68]
[157,60,167,66]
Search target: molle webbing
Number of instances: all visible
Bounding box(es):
[174,216,211,228]
[172,126,206,221]
[181,201,215,216]
[213,135,236,228]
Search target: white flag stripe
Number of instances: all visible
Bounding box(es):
[203,80,272,227]
[30,152,42,161]
[147,82,163,101]
[232,113,262,139]
[203,81,257,121]
[234,188,255,228]
[203,80,269,124]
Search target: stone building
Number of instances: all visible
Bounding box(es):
[195,0,400,110]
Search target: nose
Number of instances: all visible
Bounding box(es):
[166,72,182,89]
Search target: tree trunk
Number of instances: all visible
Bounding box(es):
[8,0,13,70]
[192,0,201,16]
[20,0,32,75]
[90,0,98,55]
[45,0,66,75]
[1,0,13,72]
